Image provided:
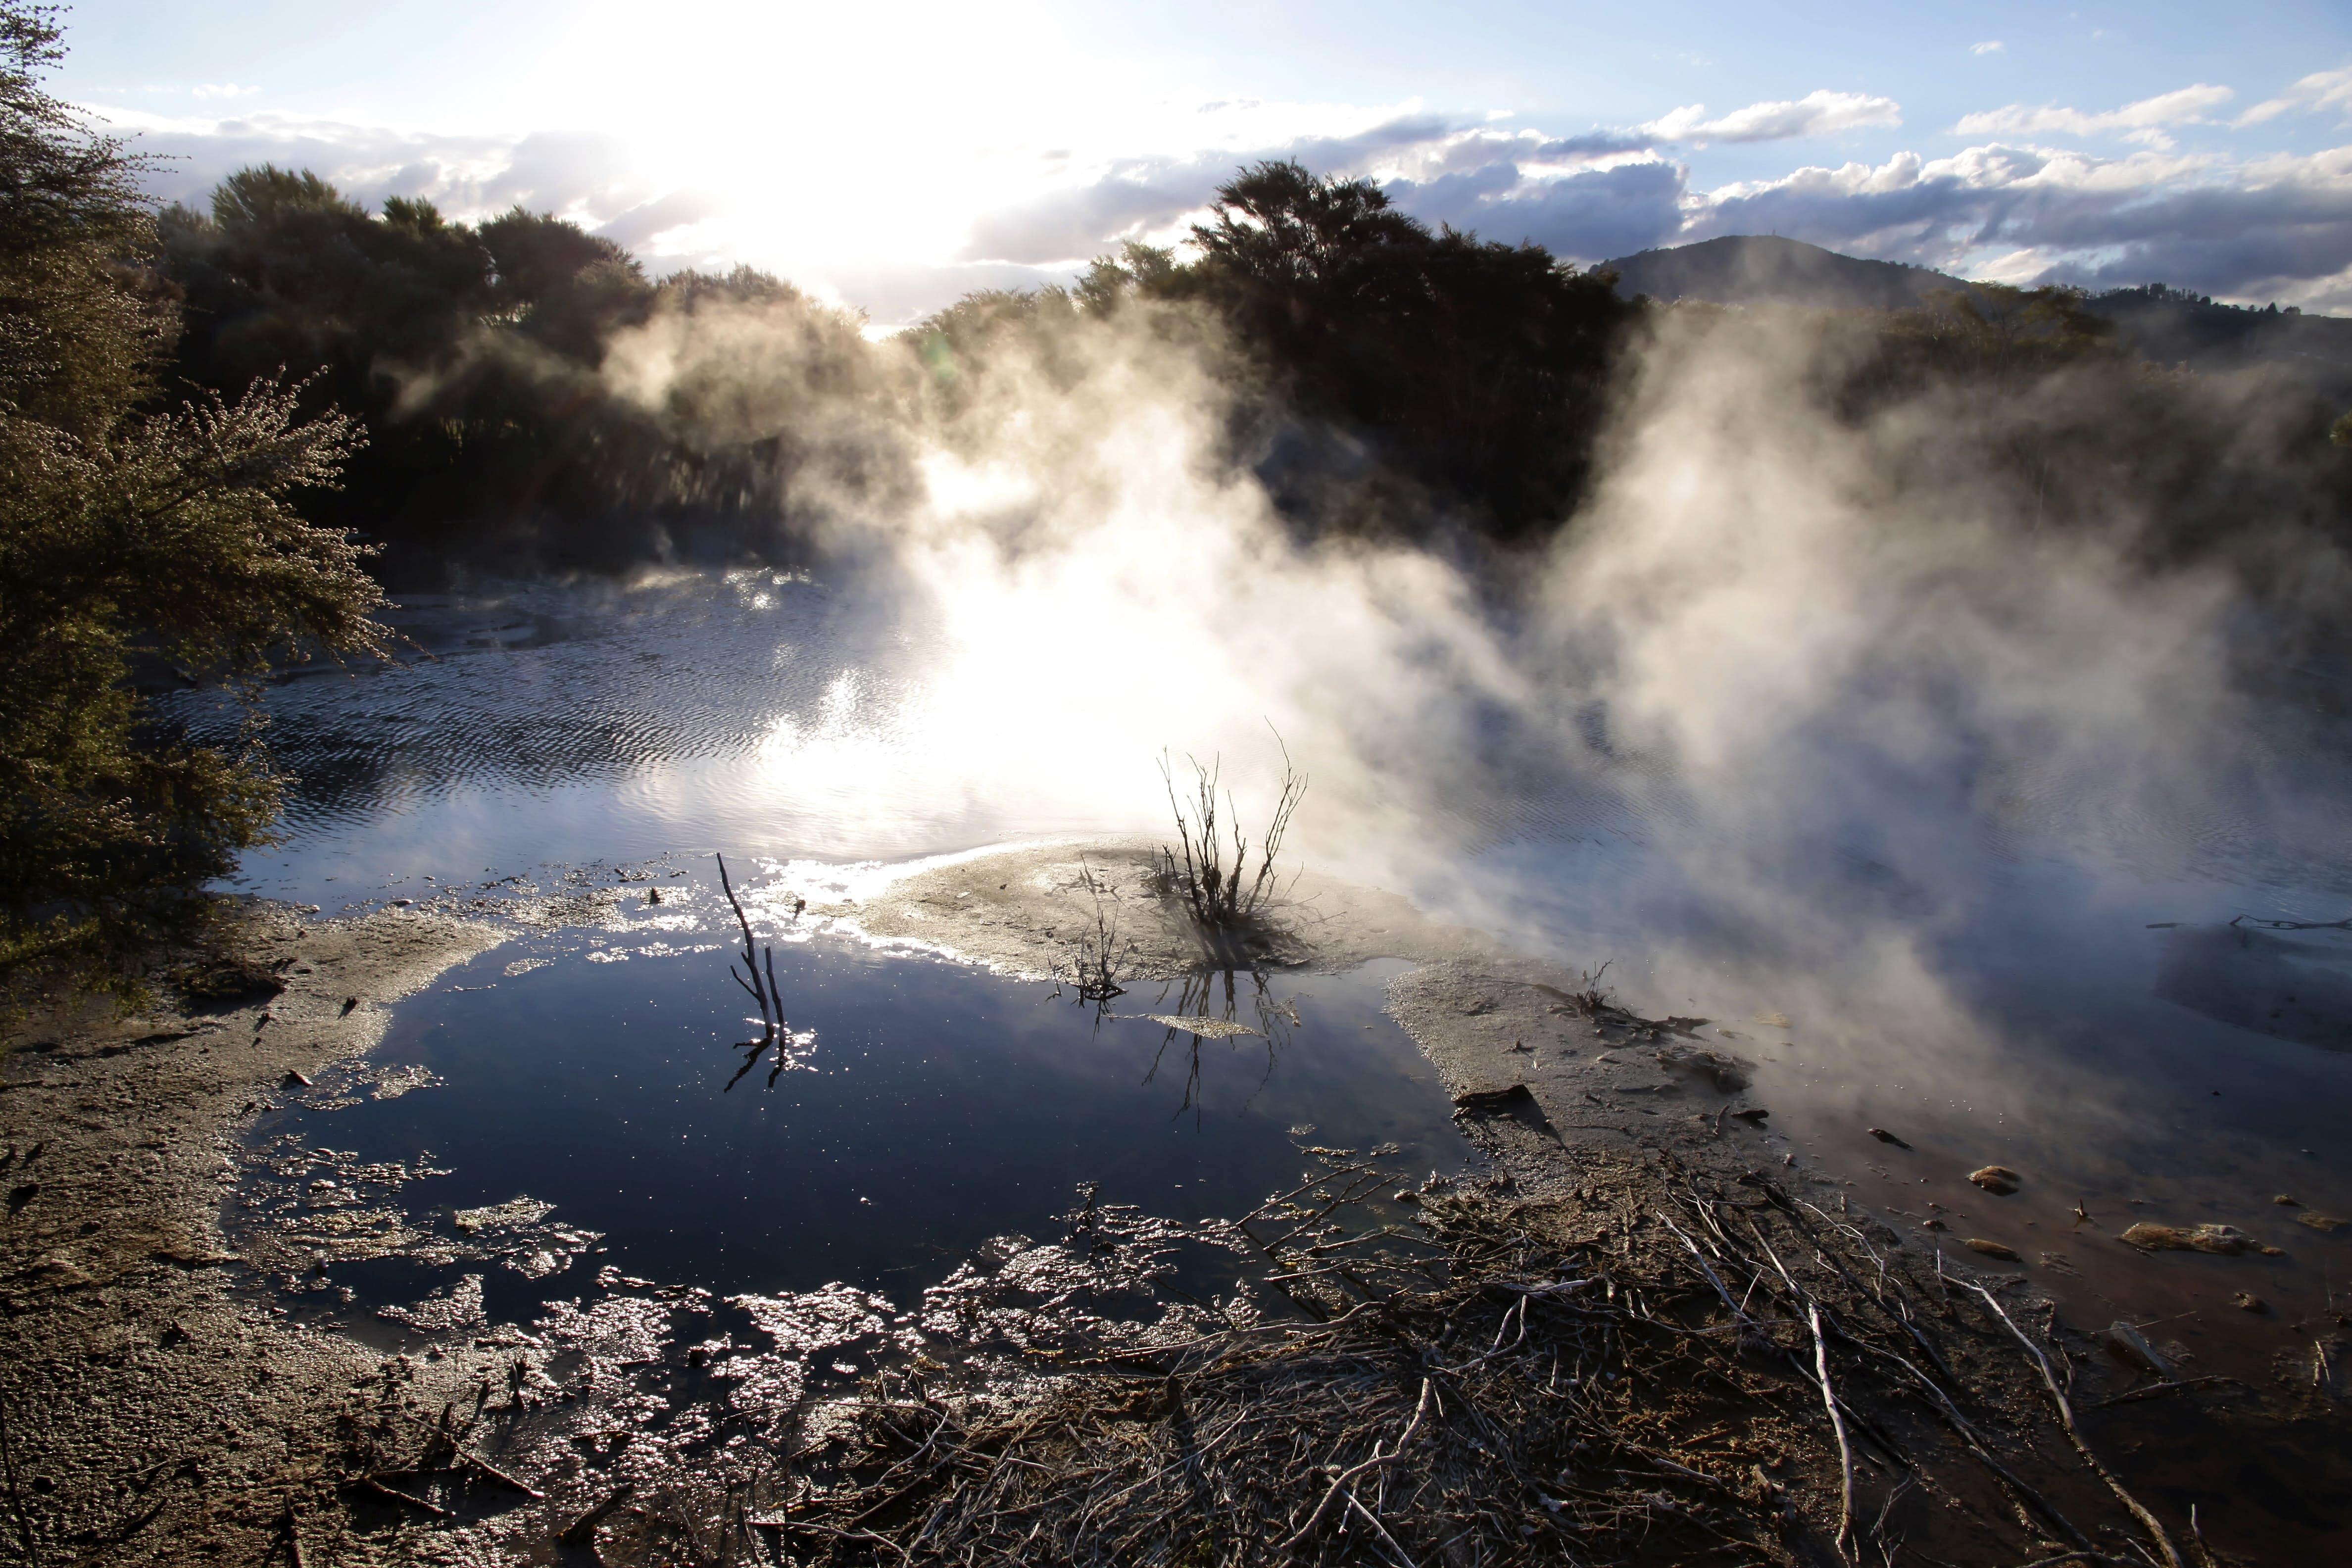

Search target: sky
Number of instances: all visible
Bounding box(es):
[52,0,2352,323]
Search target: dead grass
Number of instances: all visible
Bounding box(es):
[179,1144,2238,1568]
[1559,961,1615,1016]
[747,1148,2197,1568]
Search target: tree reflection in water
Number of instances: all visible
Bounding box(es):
[1137,967,1301,1124]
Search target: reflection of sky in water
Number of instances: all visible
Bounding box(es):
[168,571,2352,1355]
[236,938,1467,1327]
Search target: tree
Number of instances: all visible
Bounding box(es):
[1897,283,2116,385]
[0,2,387,992]
[1176,161,1637,537]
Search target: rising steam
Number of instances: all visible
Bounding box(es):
[583,276,2352,1117]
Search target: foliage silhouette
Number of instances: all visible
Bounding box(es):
[0,5,387,994]
[158,171,884,579]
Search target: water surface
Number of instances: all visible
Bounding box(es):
[233,928,1468,1332]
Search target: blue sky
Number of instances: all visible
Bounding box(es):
[53,0,2352,321]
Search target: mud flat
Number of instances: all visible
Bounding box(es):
[0,905,513,1565]
[1,844,2344,1564]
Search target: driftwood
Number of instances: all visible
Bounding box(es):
[2227,912,2352,931]
[243,1131,2232,1568]
[1960,1280,2184,1568]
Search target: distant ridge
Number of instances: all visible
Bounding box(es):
[1598,235,1965,312]
[1597,235,2352,398]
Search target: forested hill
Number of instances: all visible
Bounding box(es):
[2087,284,2352,396]
[1602,235,1962,312]
[1602,235,2352,396]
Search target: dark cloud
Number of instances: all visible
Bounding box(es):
[1285,114,1458,170]
[1531,130,1659,159]
[1386,160,1689,260]
[1683,158,1993,258]
[963,158,1226,264]
[97,98,2352,318]
[110,114,643,221]
[1688,148,2352,302]
[954,99,1903,275]
[2022,179,2352,299]
[472,131,642,216]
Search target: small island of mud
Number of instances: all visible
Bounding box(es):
[1,844,2344,1566]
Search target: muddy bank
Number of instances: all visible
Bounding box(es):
[1,843,2344,1564]
[0,904,512,1565]
[843,843,1824,1182]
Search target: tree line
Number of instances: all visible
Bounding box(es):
[147,156,1647,573]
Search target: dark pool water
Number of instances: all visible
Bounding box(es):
[232,931,1470,1327]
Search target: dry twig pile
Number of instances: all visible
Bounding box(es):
[744,1150,2199,1568]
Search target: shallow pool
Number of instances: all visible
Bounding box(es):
[230,925,1471,1333]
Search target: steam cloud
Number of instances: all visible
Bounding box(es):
[588,276,2338,1010]
[247,236,2352,1222]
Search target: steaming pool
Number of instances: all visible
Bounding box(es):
[167,569,2352,1383]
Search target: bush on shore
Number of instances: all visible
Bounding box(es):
[0,4,387,999]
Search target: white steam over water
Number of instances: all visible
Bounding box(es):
[670,294,2352,943]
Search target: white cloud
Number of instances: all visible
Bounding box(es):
[959,115,1460,264]
[82,77,2352,323]
[94,105,647,225]
[1388,158,1689,261]
[1643,90,1902,146]
[1970,41,2004,57]
[191,83,261,100]
[1953,85,2233,149]
[954,92,1902,270]
[1683,139,2352,308]
[2238,66,2352,126]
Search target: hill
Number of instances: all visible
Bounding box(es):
[1599,235,2352,398]
[2086,284,2352,394]
[1599,235,1962,311]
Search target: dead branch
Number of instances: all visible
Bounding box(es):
[1961,1280,2184,1568]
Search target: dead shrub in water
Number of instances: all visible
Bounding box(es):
[716,852,814,1089]
[1156,741,1305,939]
[1060,858,1133,1005]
